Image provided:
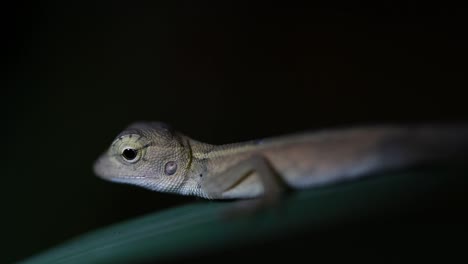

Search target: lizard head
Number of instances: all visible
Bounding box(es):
[93,122,194,194]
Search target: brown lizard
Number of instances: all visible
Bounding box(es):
[93,122,468,203]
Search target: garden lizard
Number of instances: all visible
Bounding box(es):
[93,122,468,202]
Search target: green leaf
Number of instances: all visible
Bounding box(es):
[20,166,467,264]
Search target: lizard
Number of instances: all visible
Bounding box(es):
[93,122,468,203]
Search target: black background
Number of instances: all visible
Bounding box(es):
[3,1,467,263]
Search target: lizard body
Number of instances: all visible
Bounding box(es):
[94,122,468,200]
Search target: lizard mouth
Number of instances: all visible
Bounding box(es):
[93,153,152,183]
[93,154,123,180]
[106,176,147,184]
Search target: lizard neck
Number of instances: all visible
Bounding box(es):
[186,138,216,159]
[190,139,260,160]
[183,138,260,199]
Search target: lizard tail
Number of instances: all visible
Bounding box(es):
[289,123,468,189]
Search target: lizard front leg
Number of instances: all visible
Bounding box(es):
[202,155,291,204]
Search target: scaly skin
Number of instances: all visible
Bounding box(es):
[94,122,468,200]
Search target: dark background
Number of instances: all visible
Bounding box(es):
[3,1,467,263]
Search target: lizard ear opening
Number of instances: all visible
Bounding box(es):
[164,161,178,175]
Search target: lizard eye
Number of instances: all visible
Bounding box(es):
[164,161,177,175]
[121,148,140,163]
